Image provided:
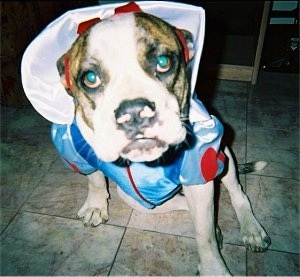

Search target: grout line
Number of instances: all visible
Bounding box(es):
[107,225,128,276]
[107,207,134,276]
[245,83,251,274]
[246,248,249,276]
[247,172,299,181]
[0,157,59,236]
[244,84,250,194]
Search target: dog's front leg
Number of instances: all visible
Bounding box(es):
[183,182,231,276]
[221,147,271,251]
[77,170,109,227]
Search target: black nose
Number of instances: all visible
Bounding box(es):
[114,98,156,138]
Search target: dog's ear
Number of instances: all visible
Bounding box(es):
[180,29,195,62]
[57,54,65,77]
[57,53,68,89]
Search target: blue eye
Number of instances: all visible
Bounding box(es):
[83,71,101,88]
[156,55,171,73]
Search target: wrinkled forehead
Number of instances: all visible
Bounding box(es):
[87,12,178,53]
[89,13,135,40]
[85,12,180,73]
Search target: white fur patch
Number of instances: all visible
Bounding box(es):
[78,13,186,162]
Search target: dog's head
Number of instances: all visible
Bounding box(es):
[57,11,195,163]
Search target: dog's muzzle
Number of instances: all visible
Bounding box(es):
[114,97,169,161]
[115,98,156,138]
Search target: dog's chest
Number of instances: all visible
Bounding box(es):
[52,115,225,209]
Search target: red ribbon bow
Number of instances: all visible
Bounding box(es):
[77,1,141,35]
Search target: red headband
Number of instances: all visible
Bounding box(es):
[174,28,190,64]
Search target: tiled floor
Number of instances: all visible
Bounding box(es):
[1,71,299,276]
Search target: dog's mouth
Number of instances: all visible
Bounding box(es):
[120,137,168,162]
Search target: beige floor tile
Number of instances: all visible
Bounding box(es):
[110,228,247,276]
[110,227,199,276]
[128,209,195,237]
[247,249,300,276]
[247,147,299,179]
[246,175,299,253]
[0,211,124,276]
[0,207,18,233]
[247,126,299,179]
[221,243,247,276]
[23,171,133,227]
[23,171,88,218]
[1,144,57,209]
[248,97,298,131]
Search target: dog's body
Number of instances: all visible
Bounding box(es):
[27,2,271,275]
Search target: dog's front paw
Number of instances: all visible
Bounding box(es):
[241,217,271,252]
[77,202,109,227]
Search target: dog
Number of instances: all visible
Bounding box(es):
[23,2,271,275]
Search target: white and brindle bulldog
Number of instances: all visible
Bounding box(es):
[23,2,271,275]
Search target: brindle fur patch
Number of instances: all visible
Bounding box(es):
[57,31,96,130]
[134,12,190,117]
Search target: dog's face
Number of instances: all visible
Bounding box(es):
[57,12,194,163]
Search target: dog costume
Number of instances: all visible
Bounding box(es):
[21,1,225,209]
